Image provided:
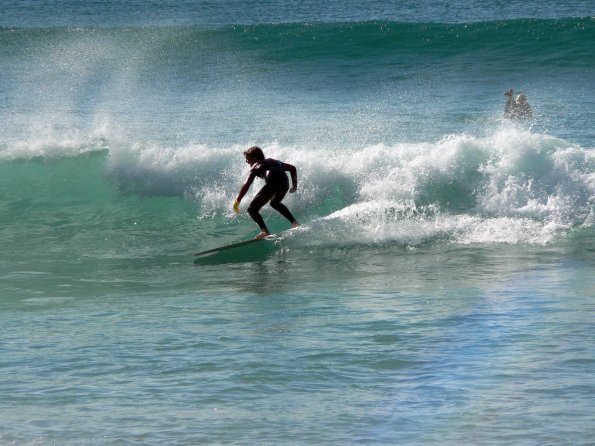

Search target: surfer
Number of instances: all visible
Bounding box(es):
[234,146,300,239]
[504,88,533,120]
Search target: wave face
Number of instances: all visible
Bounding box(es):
[2,19,593,76]
[2,127,593,253]
[1,17,594,253]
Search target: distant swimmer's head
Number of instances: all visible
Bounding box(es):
[243,146,265,164]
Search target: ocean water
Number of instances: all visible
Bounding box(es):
[1,1,594,445]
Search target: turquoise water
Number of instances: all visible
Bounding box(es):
[1,1,594,444]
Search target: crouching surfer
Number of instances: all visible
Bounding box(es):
[234,146,300,239]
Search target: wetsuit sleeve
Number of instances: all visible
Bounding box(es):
[281,162,298,190]
[236,171,256,202]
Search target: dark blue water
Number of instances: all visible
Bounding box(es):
[2,0,595,27]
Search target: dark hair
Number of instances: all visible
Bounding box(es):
[243,146,265,161]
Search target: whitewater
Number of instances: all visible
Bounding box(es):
[1,2,594,445]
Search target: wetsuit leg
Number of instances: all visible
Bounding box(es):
[270,189,297,223]
[247,185,276,231]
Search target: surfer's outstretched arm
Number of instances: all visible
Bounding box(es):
[234,171,256,212]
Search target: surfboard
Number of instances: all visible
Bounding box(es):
[194,237,268,256]
[194,226,299,257]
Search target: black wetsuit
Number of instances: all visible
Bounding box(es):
[245,159,297,231]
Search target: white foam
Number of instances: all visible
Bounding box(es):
[3,124,592,246]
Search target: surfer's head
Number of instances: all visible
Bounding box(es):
[243,146,265,164]
[516,94,527,104]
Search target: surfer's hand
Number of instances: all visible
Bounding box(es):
[233,200,240,214]
[289,186,297,193]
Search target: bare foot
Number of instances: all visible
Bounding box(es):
[291,221,300,229]
[255,231,270,239]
